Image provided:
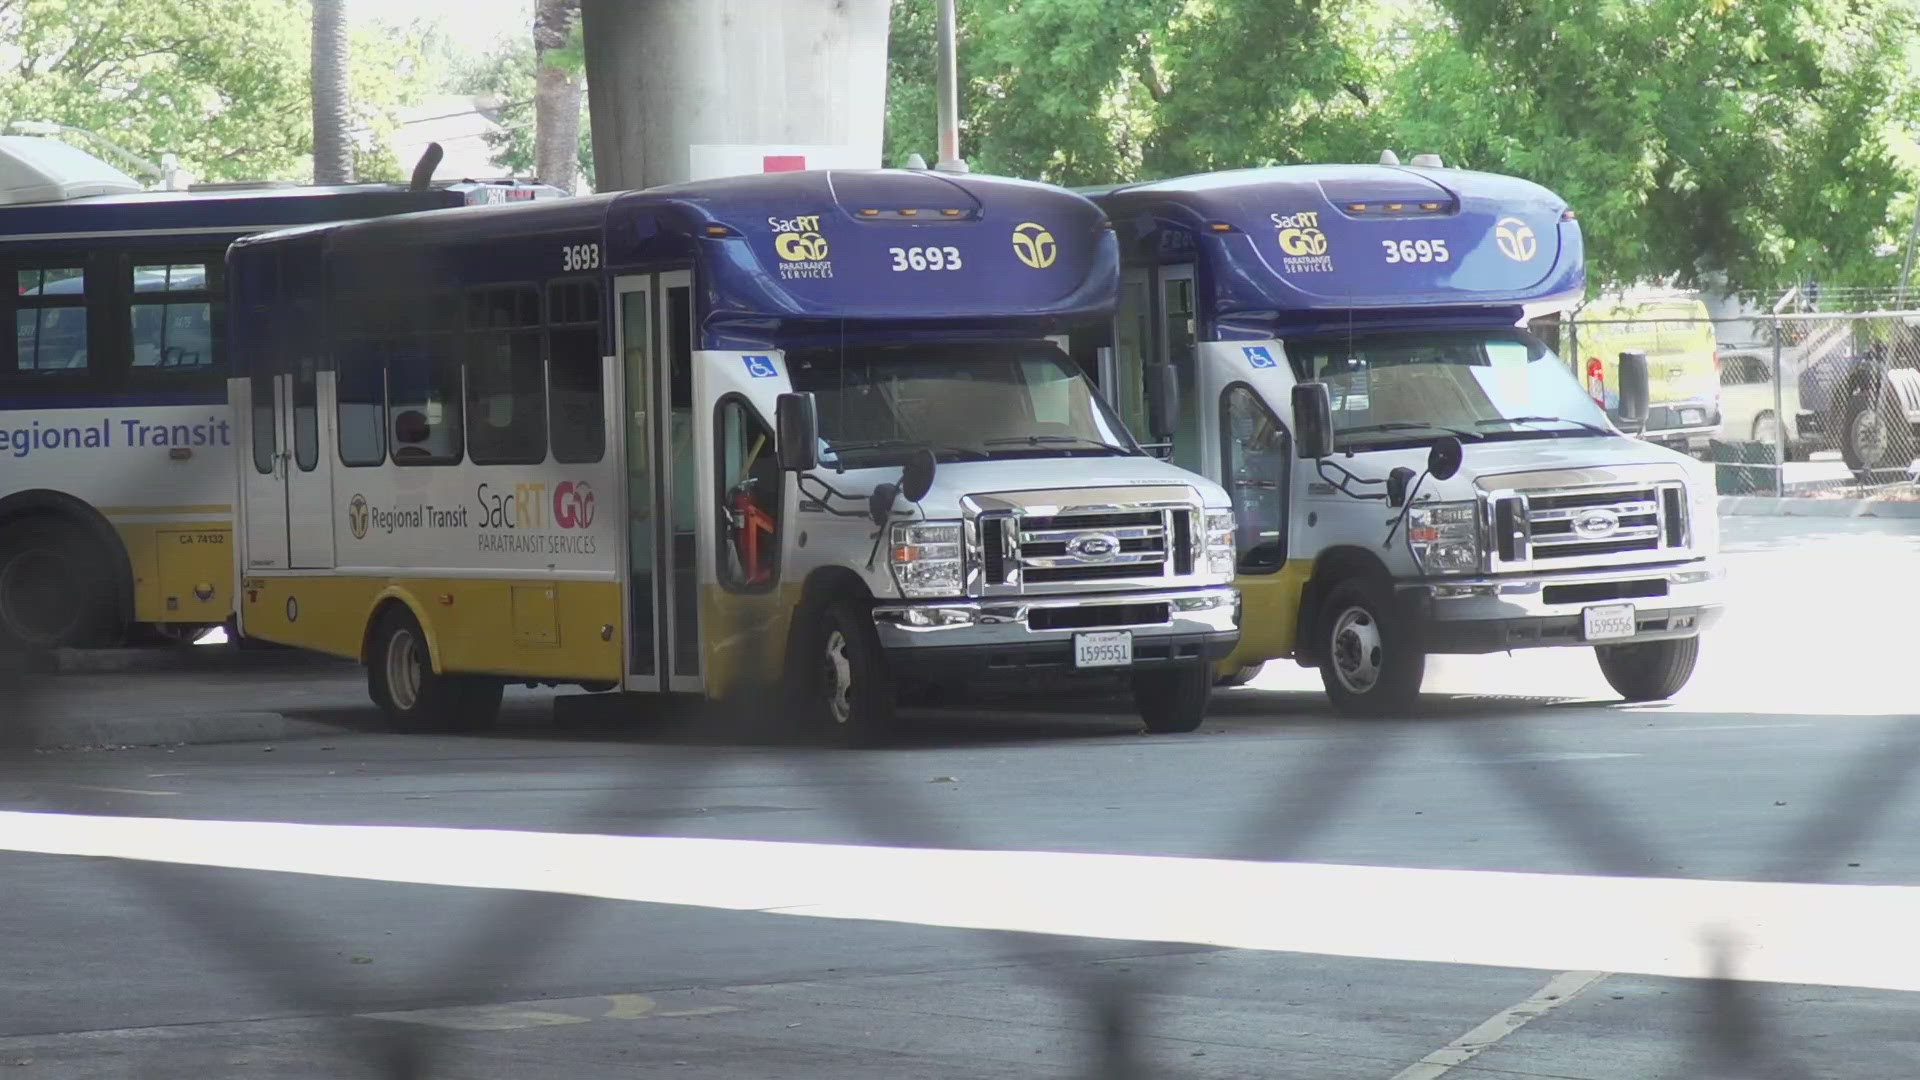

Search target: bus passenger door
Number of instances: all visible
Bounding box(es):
[240,374,289,571]
[615,270,702,695]
[694,349,792,702]
[284,359,336,569]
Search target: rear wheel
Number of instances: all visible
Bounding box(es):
[0,518,118,650]
[1840,384,1915,473]
[1595,637,1699,702]
[367,606,503,731]
[1318,578,1425,717]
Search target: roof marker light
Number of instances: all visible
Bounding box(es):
[1421,201,1444,212]
[859,208,880,217]
[704,225,733,237]
[1348,203,1368,213]
[941,208,964,217]
[1562,209,1578,221]
[1385,203,1404,212]
[899,208,919,216]
[1208,222,1233,232]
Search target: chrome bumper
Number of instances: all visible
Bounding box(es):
[1400,559,1725,654]
[872,586,1239,652]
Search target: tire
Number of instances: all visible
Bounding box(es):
[1317,578,1425,717]
[797,597,897,746]
[367,606,503,731]
[1595,637,1699,702]
[129,623,217,647]
[1839,385,1914,473]
[1215,662,1264,688]
[1134,662,1212,733]
[0,518,119,650]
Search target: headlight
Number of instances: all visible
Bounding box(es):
[1204,509,1236,577]
[1687,483,1718,552]
[889,520,965,598]
[1407,501,1480,575]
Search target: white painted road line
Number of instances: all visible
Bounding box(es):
[3,811,1919,993]
[1387,970,1607,1080]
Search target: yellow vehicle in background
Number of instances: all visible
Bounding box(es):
[1568,293,1720,455]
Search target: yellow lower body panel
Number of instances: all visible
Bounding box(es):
[113,522,234,627]
[240,575,623,683]
[1215,559,1313,676]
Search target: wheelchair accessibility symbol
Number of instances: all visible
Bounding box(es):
[742,355,778,379]
[1243,346,1278,369]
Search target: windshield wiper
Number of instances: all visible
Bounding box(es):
[982,434,1134,455]
[825,437,990,460]
[1475,416,1613,436]
[1339,421,1485,442]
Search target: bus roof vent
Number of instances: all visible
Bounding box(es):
[0,135,144,205]
[1378,149,1400,165]
[1410,153,1445,168]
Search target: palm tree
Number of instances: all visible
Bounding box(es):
[534,0,583,193]
[311,0,352,184]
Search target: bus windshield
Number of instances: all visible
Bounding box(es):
[1284,329,1615,450]
[788,341,1139,467]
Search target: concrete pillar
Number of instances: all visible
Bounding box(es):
[581,0,891,191]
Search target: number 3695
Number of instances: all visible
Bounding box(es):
[1381,239,1449,264]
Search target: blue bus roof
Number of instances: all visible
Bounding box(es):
[0,180,559,243]
[1092,164,1583,318]
[231,169,1117,331]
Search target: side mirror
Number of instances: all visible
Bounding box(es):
[1292,382,1334,459]
[1427,436,1463,481]
[1146,362,1179,440]
[775,392,819,472]
[1387,466,1417,507]
[900,447,936,503]
[1617,350,1650,427]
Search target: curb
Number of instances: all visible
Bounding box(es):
[1717,495,1920,519]
[13,711,353,751]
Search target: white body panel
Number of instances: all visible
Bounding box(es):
[1,401,233,518]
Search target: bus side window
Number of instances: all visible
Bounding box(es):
[251,374,277,474]
[1220,384,1289,573]
[716,396,781,591]
[388,295,463,466]
[464,285,545,465]
[130,262,218,372]
[13,268,88,374]
[548,280,604,463]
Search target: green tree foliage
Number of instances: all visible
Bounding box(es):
[1392,0,1920,289]
[0,0,436,183]
[886,0,1920,290]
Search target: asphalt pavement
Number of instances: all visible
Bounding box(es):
[1,514,1916,1079]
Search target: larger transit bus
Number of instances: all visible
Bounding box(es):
[0,133,556,650]
[226,169,1241,742]
[1089,164,1724,715]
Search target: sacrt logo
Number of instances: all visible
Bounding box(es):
[1011,222,1058,269]
[1495,216,1538,262]
[347,494,369,540]
[553,480,596,530]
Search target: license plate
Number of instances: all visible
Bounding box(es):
[1680,408,1704,425]
[1074,630,1133,668]
[1583,603,1637,642]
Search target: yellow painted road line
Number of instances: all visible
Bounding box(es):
[0,811,1915,994]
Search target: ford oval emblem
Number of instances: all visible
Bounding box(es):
[1572,509,1620,539]
[1066,532,1121,561]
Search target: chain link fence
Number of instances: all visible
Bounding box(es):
[1536,291,1920,500]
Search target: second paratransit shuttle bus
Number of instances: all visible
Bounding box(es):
[227,169,1241,742]
[1090,163,1724,715]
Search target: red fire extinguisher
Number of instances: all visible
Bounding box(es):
[1586,356,1606,405]
[731,486,776,585]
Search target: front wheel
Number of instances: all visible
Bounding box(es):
[799,598,897,746]
[367,607,504,731]
[1215,662,1265,688]
[1318,579,1425,717]
[1595,637,1699,702]
[1134,662,1212,733]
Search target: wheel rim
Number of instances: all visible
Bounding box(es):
[0,548,81,647]
[1329,605,1383,695]
[822,628,853,726]
[385,627,424,711]
[1850,406,1892,465]
[1753,414,1779,446]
